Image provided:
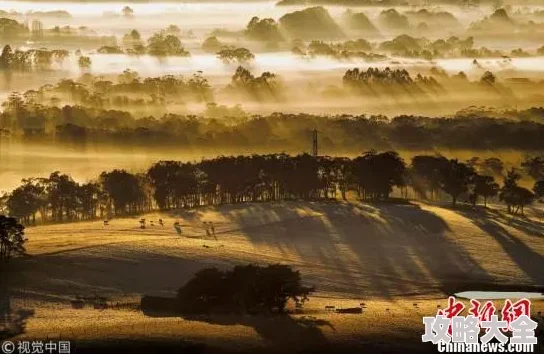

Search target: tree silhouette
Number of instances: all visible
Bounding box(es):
[0,215,26,262]
[100,169,146,215]
[533,180,544,200]
[6,179,46,224]
[409,155,448,200]
[472,174,499,207]
[438,159,475,206]
[177,264,313,314]
[77,56,91,70]
[521,156,544,181]
[122,6,134,17]
[352,150,405,200]
[499,168,534,215]
[147,33,189,57]
[216,47,255,64]
[245,17,283,42]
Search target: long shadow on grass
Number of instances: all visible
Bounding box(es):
[233,201,493,298]
[457,208,544,287]
[0,263,34,339]
[180,312,333,351]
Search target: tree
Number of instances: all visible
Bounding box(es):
[499,168,534,215]
[472,174,499,207]
[100,169,145,215]
[480,157,504,177]
[6,179,46,224]
[216,47,255,64]
[201,36,223,53]
[533,180,544,200]
[229,66,280,101]
[521,156,544,181]
[245,17,282,42]
[511,187,534,215]
[78,56,91,70]
[147,33,189,57]
[480,71,496,85]
[122,29,145,54]
[352,150,405,200]
[122,6,134,17]
[439,159,475,206]
[0,215,26,262]
[177,264,314,314]
[410,155,448,200]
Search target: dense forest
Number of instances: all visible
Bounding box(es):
[1,151,543,224]
[2,99,544,151]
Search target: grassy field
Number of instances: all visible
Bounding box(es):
[3,200,544,353]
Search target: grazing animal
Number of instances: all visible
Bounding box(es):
[159,219,164,226]
[103,220,109,226]
[173,222,182,235]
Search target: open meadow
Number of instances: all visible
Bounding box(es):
[2,0,544,352]
[3,200,544,352]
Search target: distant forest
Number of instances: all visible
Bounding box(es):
[2,151,543,224]
[2,102,544,152]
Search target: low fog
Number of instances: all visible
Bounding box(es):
[1,0,544,189]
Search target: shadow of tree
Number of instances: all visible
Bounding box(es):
[234,201,494,298]
[181,313,333,350]
[457,208,544,286]
[484,208,544,238]
[1,264,35,340]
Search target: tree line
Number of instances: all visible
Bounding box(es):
[2,151,543,225]
[3,101,544,152]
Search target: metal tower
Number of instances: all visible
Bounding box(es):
[312,129,318,157]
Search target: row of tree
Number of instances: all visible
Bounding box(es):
[2,152,543,225]
[3,104,544,152]
[0,45,69,71]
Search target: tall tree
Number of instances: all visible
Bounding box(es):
[100,169,145,215]
[472,174,499,207]
[352,150,405,200]
[438,159,475,206]
[0,215,26,262]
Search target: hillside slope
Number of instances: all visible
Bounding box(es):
[7,200,544,302]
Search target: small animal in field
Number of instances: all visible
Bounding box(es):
[159,219,164,226]
[103,220,109,226]
[203,222,211,237]
[173,221,182,235]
